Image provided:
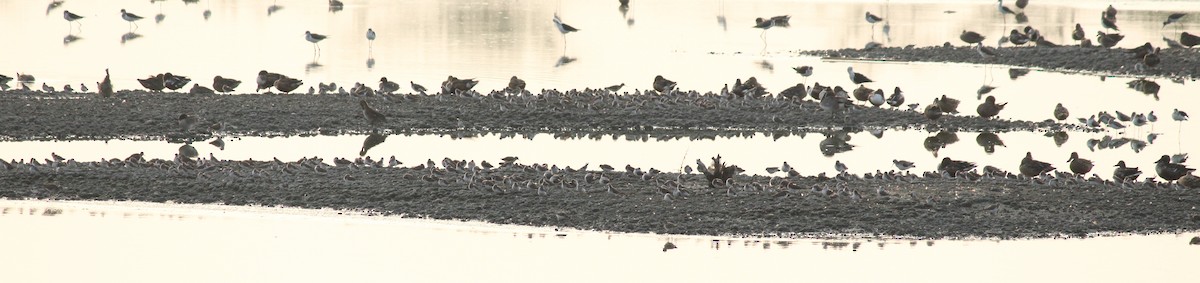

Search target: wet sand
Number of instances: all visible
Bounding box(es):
[1,157,1198,239]
[0,89,1075,141]
[799,45,1200,80]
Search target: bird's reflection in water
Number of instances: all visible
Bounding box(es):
[555,56,577,68]
[1048,131,1069,147]
[45,0,62,16]
[203,10,211,20]
[155,13,166,24]
[120,32,142,44]
[306,61,323,74]
[1008,68,1030,80]
[1127,78,1161,99]
[975,132,1005,154]
[268,5,283,16]
[757,60,774,73]
[360,133,387,156]
[63,34,81,46]
[818,129,854,156]
[366,57,375,69]
[923,131,959,157]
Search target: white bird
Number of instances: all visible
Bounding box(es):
[120,9,144,31]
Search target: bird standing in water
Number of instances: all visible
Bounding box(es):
[306,31,328,58]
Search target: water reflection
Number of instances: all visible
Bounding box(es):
[62,34,81,46]
[975,132,1005,154]
[121,32,142,44]
[360,133,387,156]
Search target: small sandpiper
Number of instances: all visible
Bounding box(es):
[306,31,328,55]
[120,9,143,31]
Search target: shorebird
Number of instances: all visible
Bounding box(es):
[98,69,113,97]
[411,81,427,94]
[1096,31,1123,48]
[865,12,883,27]
[605,83,624,92]
[1137,47,1161,71]
[138,74,165,91]
[1101,12,1119,32]
[440,76,479,94]
[960,30,985,45]
[886,87,905,108]
[938,157,975,177]
[1009,29,1030,45]
[1019,152,1055,177]
[189,83,214,94]
[552,14,579,49]
[274,77,303,93]
[869,89,885,107]
[1054,103,1069,121]
[1067,152,1094,175]
[652,75,677,93]
[1156,155,1196,182]
[846,66,873,84]
[507,76,526,93]
[212,75,241,94]
[996,0,1015,15]
[366,28,375,52]
[793,65,813,83]
[834,160,848,173]
[893,159,915,170]
[1113,161,1142,182]
[42,83,55,93]
[360,100,387,126]
[936,94,961,114]
[306,31,327,57]
[63,10,83,32]
[1163,13,1186,28]
[923,104,943,121]
[256,70,283,92]
[163,73,191,91]
[975,43,999,59]
[1181,32,1200,47]
[976,96,1006,119]
[120,9,143,31]
[177,113,199,133]
[378,77,400,94]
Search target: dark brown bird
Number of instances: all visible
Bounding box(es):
[976,96,1006,119]
[1053,103,1069,121]
[189,83,214,94]
[256,70,284,92]
[163,73,191,91]
[1156,155,1196,181]
[212,76,241,94]
[1072,23,1085,43]
[1113,161,1142,182]
[440,75,479,94]
[360,100,387,126]
[960,30,985,44]
[1142,47,1161,69]
[1067,152,1093,175]
[938,157,975,177]
[652,75,677,93]
[1181,32,1200,47]
[138,73,165,91]
[1019,152,1055,177]
[1096,31,1124,48]
[507,76,526,93]
[1101,11,1119,31]
[98,68,113,98]
[936,94,960,114]
[273,76,303,93]
[923,104,943,121]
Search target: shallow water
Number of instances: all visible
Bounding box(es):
[0,130,1190,180]
[0,199,1194,283]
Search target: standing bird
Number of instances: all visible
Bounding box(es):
[360,100,387,126]
[652,75,677,93]
[865,12,883,27]
[177,114,199,133]
[976,96,1006,119]
[552,14,579,48]
[1101,12,1119,32]
[190,83,215,94]
[411,81,427,95]
[212,76,241,94]
[1053,103,1069,121]
[1163,13,1186,28]
[960,30,985,45]
[893,159,916,170]
[846,66,873,84]
[507,76,526,93]
[923,104,943,121]
[63,10,83,32]
[138,74,165,91]
[1181,32,1200,47]
[834,160,849,173]
[1019,152,1055,177]
[793,66,813,83]
[366,28,376,52]
[1138,47,1161,71]
[273,77,303,93]
[1113,161,1142,182]
[936,94,961,114]
[975,43,999,59]
[886,87,905,108]
[120,9,143,31]
[869,89,885,107]
[256,70,283,92]
[378,77,400,94]
[305,31,328,57]
[163,73,191,91]
[1067,152,1094,175]
[98,69,113,98]
[1156,155,1196,182]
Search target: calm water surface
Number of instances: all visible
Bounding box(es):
[0,199,1195,283]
